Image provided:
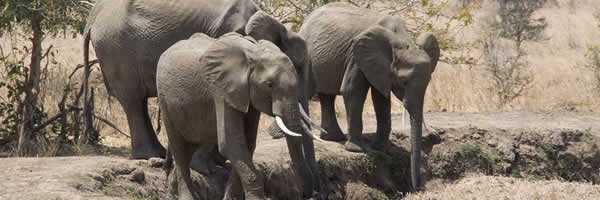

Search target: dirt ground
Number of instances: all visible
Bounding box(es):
[1,110,599,200]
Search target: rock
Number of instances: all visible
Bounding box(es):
[128,168,145,183]
[497,143,516,162]
[148,157,165,168]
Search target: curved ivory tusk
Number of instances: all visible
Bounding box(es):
[298,103,328,134]
[301,120,325,142]
[275,116,302,137]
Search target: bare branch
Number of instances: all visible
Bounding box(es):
[93,113,130,138]
[68,59,97,79]
[389,0,417,15]
[40,45,53,60]
[32,107,78,132]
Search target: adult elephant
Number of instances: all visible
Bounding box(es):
[83,0,312,159]
[157,32,319,199]
[298,3,440,191]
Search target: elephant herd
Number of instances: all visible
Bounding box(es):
[83,0,440,199]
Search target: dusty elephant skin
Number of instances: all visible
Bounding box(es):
[298,2,441,191]
[157,33,319,199]
[82,0,313,162]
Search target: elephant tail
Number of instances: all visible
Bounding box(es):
[83,28,91,82]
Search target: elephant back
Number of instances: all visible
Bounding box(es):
[298,3,382,95]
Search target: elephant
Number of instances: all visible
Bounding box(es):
[82,0,314,161]
[157,32,320,199]
[297,3,440,191]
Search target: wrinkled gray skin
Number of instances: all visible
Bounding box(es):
[83,0,313,162]
[298,3,440,191]
[157,33,316,199]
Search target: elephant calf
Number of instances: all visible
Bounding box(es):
[299,2,440,191]
[157,33,320,199]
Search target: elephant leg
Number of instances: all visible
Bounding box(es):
[371,89,391,151]
[119,96,166,159]
[169,136,198,200]
[224,110,260,200]
[318,94,346,141]
[342,74,370,153]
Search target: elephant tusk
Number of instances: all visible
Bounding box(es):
[298,103,328,134]
[275,116,302,137]
[301,120,325,142]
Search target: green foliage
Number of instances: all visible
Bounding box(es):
[482,32,534,108]
[431,144,503,179]
[481,0,547,109]
[0,0,89,37]
[366,150,410,180]
[496,0,548,49]
[0,46,48,137]
[254,0,335,32]
[367,188,389,200]
[399,0,479,66]
[0,0,94,155]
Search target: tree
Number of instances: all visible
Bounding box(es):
[483,0,547,108]
[0,0,89,155]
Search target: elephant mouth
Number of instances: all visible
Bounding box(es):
[274,104,324,142]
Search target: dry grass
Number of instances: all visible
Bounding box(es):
[405,174,600,200]
[1,0,599,151]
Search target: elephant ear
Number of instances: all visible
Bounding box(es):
[246,11,285,45]
[417,32,440,72]
[346,25,395,97]
[198,39,250,113]
[245,11,308,70]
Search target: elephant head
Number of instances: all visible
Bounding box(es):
[198,33,318,197]
[343,16,440,190]
[245,11,310,109]
[245,11,321,196]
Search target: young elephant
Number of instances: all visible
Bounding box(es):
[157,33,320,199]
[299,3,440,191]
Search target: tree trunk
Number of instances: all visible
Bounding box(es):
[81,87,96,144]
[17,10,43,156]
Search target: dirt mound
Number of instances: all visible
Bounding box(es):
[0,156,167,200]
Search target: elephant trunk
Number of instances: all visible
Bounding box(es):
[409,111,423,191]
[397,83,427,192]
[279,103,315,197]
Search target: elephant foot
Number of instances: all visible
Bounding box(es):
[319,131,347,142]
[266,123,285,139]
[344,139,366,153]
[130,145,166,160]
[190,156,217,176]
[167,169,178,199]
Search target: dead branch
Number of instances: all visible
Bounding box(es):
[389,0,417,15]
[32,106,79,132]
[93,113,130,138]
[68,59,97,79]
